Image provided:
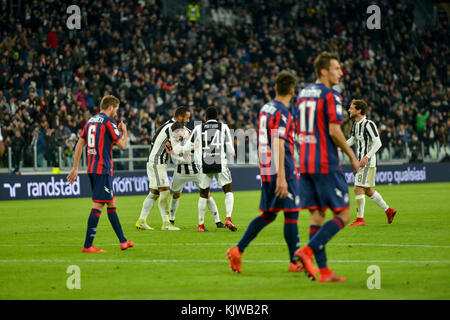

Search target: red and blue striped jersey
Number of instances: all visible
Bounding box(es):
[295,83,344,174]
[81,112,121,176]
[258,100,298,183]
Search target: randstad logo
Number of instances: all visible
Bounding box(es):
[27,176,81,197]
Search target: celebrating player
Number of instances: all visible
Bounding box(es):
[167,121,226,229]
[182,107,237,232]
[346,99,397,226]
[67,95,134,253]
[135,107,190,231]
[292,52,359,282]
[227,71,302,274]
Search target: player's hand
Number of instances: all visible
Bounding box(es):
[275,177,288,199]
[118,121,127,133]
[165,141,172,155]
[359,156,369,168]
[350,157,359,174]
[67,168,78,184]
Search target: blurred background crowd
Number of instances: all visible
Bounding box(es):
[0,0,448,172]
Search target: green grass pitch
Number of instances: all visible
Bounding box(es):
[0,182,449,300]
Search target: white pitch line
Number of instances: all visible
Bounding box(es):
[0,259,448,264]
[0,242,449,248]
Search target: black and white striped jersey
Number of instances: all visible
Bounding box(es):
[347,117,382,167]
[170,127,199,175]
[147,118,175,164]
[190,120,235,174]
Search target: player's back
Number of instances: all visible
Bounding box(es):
[296,82,344,175]
[258,100,297,182]
[148,118,175,164]
[191,120,234,174]
[81,112,121,175]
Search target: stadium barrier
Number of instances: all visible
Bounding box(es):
[0,163,449,201]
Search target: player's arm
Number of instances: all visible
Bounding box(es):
[360,122,382,167]
[224,124,235,158]
[67,137,86,184]
[346,122,356,147]
[329,123,359,173]
[115,121,128,149]
[273,136,288,199]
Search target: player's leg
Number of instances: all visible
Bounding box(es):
[294,171,350,281]
[349,167,369,226]
[136,189,158,230]
[83,174,109,253]
[169,191,181,224]
[283,211,301,270]
[169,172,186,225]
[156,164,179,230]
[193,177,224,228]
[348,185,366,226]
[198,188,210,232]
[106,199,134,250]
[136,162,159,229]
[197,173,213,231]
[222,182,237,231]
[227,181,279,273]
[82,200,106,252]
[208,192,226,228]
[365,174,397,224]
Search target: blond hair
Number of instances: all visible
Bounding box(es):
[100,95,120,110]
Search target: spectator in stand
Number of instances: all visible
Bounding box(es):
[8,130,26,171]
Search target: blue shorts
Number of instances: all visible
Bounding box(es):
[259,178,300,212]
[299,169,350,212]
[89,174,115,203]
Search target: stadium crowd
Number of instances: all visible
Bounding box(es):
[0,0,448,171]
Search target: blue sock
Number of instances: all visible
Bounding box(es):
[308,217,344,253]
[309,225,327,268]
[237,212,277,252]
[84,208,101,248]
[107,207,127,243]
[284,212,299,263]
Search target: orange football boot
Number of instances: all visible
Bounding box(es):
[226,246,242,274]
[120,240,135,250]
[293,246,317,281]
[348,218,366,226]
[385,208,397,224]
[82,246,106,253]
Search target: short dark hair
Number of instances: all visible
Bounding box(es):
[206,107,218,120]
[313,52,340,79]
[171,121,185,131]
[352,99,368,115]
[174,106,189,118]
[275,71,297,96]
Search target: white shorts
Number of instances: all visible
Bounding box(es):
[147,163,170,189]
[355,167,376,188]
[198,167,232,190]
[171,172,199,193]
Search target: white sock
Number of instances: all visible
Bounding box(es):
[355,194,365,219]
[139,193,158,220]
[370,191,389,211]
[207,196,221,223]
[224,192,234,218]
[169,197,180,221]
[158,190,170,223]
[198,197,207,225]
